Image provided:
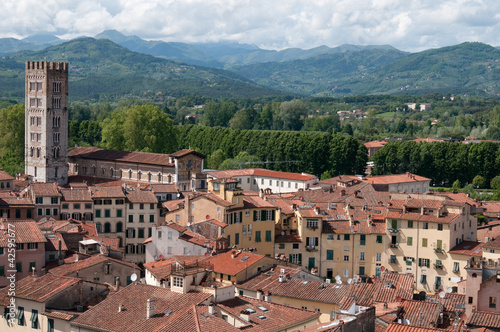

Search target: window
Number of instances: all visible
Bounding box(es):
[139,215,145,223]
[104,199,112,205]
[27,243,37,250]
[453,262,460,272]
[248,224,252,235]
[149,215,155,223]
[359,266,365,275]
[16,243,23,250]
[326,250,334,260]
[390,255,397,264]
[437,239,442,249]
[407,220,413,228]
[422,238,428,247]
[438,223,443,231]
[344,234,350,241]
[242,225,247,235]
[128,215,133,223]
[48,318,54,332]
[116,222,123,233]
[255,231,261,242]
[419,258,430,268]
[173,276,183,288]
[343,269,349,278]
[129,203,134,209]
[117,209,122,218]
[140,203,144,210]
[423,222,429,229]
[31,309,38,328]
[234,233,240,245]
[290,253,302,264]
[407,237,413,246]
[279,243,285,249]
[265,230,272,242]
[292,243,299,249]
[468,297,473,304]
[360,252,365,261]
[16,262,22,272]
[104,209,110,218]
[138,228,145,238]
[343,255,349,261]
[327,234,334,240]
[360,234,366,245]
[376,253,382,262]
[0,266,3,276]
[168,232,172,239]
[17,306,24,325]
[36,197,43,204]
[489,297,496,309]
[376,235,382,243]
[306,219,319,229]
[127,228,135,238]
[420,274,427,284]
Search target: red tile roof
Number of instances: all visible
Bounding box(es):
[90,186,126,198]
[68,146,175,167]
[31,182,61,197]
[71,283,212,332]
[150,184,179,193]
[482,236,500,250]
[468,311,500,329]
[60,188,92,202]
[0,220,47,246]
[42,309,80,321]
[49,254,138,276]
[169,149,206,158]
[397,299,443,328]
[144,255,207,280]
[364,140,387,148]
[45,233,69,251]
[206,168,317,181]
[217,295,320,330]
[448,241,483,257]
[0,169,14,181]
[207,250,268,276]
[0,274,80,305]
[386,323,448,331]
[366,173,431,185]
[125,188,158,203]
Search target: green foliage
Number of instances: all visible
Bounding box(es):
[320,171,332,180]
[206,149,226,169]
[0,104,24,174]
[472,175,486,188]
[491,175,500,190]
[219,151,261,170]
[475,214,488,225]
[451,180,461,190]
[101,104,178,153]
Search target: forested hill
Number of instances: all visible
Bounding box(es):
[0,37,284,100]
[231,42,500,97]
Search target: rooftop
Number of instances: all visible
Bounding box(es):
[49,254,138,276]
[207,250,268,276]
[206,168,317,182]
[0,220,47,246]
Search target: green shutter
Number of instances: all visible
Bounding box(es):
[255,231,261,242]
[272,209,275,220]
[327,250,334,260]
[265,230,272,242]
[298,253,302,264]
[418,258,422,267]
[306,237,310,246]
[253,210,257,221]
[260,210,265,221]
[239,212,243,223]
[426,259,430,268]
[289,254,292,262]
[437,239,442,249]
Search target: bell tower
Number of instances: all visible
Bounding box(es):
[25,61,68,185]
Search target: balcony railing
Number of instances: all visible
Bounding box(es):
[388,229,400,234]
[434,263,444,269]
[389,243,399,249]
[389,259,398,264]
[434,248,444,254]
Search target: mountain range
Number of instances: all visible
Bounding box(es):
[0,30,499,98]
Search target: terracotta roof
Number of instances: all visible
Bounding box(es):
[71,283,212,332]
[448,241,483,257]
[42,309,79,321]
[468,311,500,329]
[68,146,175,167]
[207,250,268,276]
[169,149,206,158]
[397,299,443,328]
[427,293,465,312]
[274,231,302,243]
[240,195,275,209]
[163,198,184,211]
[364,140,387,148]
[84,236,121,251]
[0,274,80,305]
[0,169,14,181]
[49,254,138,276]
[482,236,500,250]
[367,173,431,185]
[150,184,179,193]
[165,221,187,233]
[192,218,228,229]
[90,186,126,198]
[386,323,448,331]
[196,192,233,207]
[206,168,317,182]
[0,192,33,207]
[60,188,92,202]
[386,210,460,224]
[0,220,47,246]
[217,295,320,330]
[144,255,207,280]
[373,272,414,303]
[31,182,61,197]
[45,233,69,251]
[125,188,158,203]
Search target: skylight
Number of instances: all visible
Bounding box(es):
[245,308,256,314]
[241,256,249,262]
[257,306,268,312]
[257,315,266,320]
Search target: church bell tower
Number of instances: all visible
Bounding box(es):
[25,61,68,185]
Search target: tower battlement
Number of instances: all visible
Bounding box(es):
[25,61,68,72]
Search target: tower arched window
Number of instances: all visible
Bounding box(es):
[110,167,114,178]
[167,174,172,183]
[37,148,41,158]
[158,172,162,182]
[138,171,142,181]
[128,169,132,179]
[148,172,151,182]
[92,165,96,175]
[30,147,34,157]
[101,167,105,176]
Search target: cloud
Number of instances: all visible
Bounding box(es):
[1,0,499,52]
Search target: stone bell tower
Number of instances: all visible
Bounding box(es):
[25,61,68,185]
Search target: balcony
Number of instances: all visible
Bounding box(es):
[389,258,398,264]
[306,246,318,252]
[388,229,400,234]
[434,248,444,254]
[434,263,444,270]
[389,243,399,249]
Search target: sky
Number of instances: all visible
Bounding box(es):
[2,0,500,52]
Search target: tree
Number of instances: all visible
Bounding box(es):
[276,99,306,131]
[206,149,226,169]
[491,175,500,190]
[472,175,486,188]
[0,104,24,174]
[229,109,252,130]
[219,151,261,170]
[451,179,461,191]
[101,104,178,153]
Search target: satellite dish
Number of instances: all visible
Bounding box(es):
[130,273,137,282]
[439,291,446,298]
[187,222,191,226]
[347,278,353,284]
[336,279,342,284]
[446,287,453,293]
[335,275,341,281]
[403,319,411,325]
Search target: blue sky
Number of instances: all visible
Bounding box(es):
[2,0,499,52]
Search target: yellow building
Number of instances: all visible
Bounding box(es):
[384,193,477,292]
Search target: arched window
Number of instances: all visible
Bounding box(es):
[138,171,142,181]
[167,174,172,183]
[96,222,102,233]
[158,172,162,182]
[92,165,96,175]
[110,167,114,178]
[101,167,105,176]
[37,148,41,158]
[104,222,111,233]
[148,172,152,182]
[30,147,34,157]
[116,222,123,233]
[128,169,132,179]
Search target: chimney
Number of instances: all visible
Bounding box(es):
[265,292,272,302]
[58,239,63,265]
[240,310,251,321]
[208,303,215,315]
[147,298,155,318]
[259,189,264,199]
[118,304,124,312]
[115,277,120,291]
[256,290,263,300]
